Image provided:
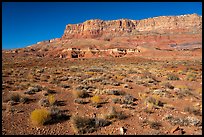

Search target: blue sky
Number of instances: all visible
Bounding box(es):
[2,2,202,49]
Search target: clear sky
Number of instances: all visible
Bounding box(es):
[2,2,202,49]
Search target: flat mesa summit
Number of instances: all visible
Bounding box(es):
[4,13,202,59]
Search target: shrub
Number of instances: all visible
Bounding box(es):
[30,109,51,126]
[160,82,174,89]
[38,98,50,107]
[104,106,127,120]
[91,96,101,104]
[71,115,111,134]
[47,89,56,94]
[143,119,162,130]
[196,88,202,94]
[185,73,197,81]
[74,98,89,104]
[166,74,180,80]
[48,106,70,123]
[114,75,125,80]
[144,96,164,109]
[85,71,96,76]
[60,84,70,89]
[48,94,56,106]
[175,85,188,89]
[72,90,89,98]
[138,92,147,100]
[24,86,42,95]
[112,98,122,104]
[143,107,154,114]
[163,115,201,126]
[174,85,193,98]
[106,89,125,96]
[149,121,162,130]
[20,96,30,104]
[122,94,136,105]
[184,106,201,116]
[71,116,96,134]
[10,93,21,102]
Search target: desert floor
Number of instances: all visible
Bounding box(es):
[2,53,202,135]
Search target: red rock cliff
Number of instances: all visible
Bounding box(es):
[61,13,202,39]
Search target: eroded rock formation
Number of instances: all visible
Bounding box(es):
[62,14,202,39]
[6,13,202,59]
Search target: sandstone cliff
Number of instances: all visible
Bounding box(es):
[12,13,201,59]
[62,13,202,39]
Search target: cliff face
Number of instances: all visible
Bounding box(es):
[19,13,201,59]
[61,14,202,39]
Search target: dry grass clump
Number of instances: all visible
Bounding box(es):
[114,74,125,80]
[60,84,70,89]
[71,116,96,134]
[86,67,104,72]
[142,119,162,130]
[138,92,148,100]
[104,106,127,120]
[196,88,202,95]
[106,89,125,96]
[72,90,89,98]
[184,106,201,116]
[46,89,57,94]
[30,108,51,126]
[24,86,42,95]
[112,98,122,104]
[144,96,164,109]
[9,93,30,104]
[174,85,194,98]
[39,98,50,107]
[74,98,89,104]
[10,93,21,102]
[48,106,70,124]
[122,94,136,105]
[175,85,188,89]
[48,94,56,106]
[71,115,111,134]
[91,95,101,104]
[39,94,57,107]
[90,95,103,108]
[85,71,96,76]
[185,72,197,81]
[163,114,201,126]
[19,96,30,104]
[166,73,180,80]
[48,77,60,84]
[177,70,185,75]
[160,81,174,89]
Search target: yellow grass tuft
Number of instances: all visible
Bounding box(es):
[30,109,51,126]
[48,94,56,106]
[91,95,101,104]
